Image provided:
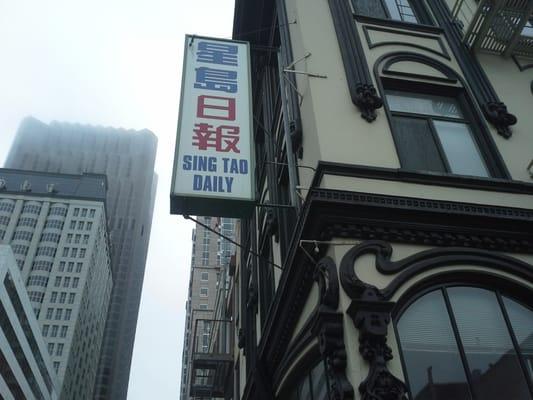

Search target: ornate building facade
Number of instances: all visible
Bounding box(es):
[194,0,533,399]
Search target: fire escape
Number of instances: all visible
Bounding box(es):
[452,0,533,57]
[190,318,233,399]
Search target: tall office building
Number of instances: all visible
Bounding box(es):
[0,245,60,400]
[5,117,158,400]
[0,169,112,399]
[179,216,235,400]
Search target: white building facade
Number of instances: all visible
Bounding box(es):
[0,245,59,400]
[0,169,113,400]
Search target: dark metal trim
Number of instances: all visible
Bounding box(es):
[362,24,451,59]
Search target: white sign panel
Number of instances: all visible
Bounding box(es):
[171,35,254,217]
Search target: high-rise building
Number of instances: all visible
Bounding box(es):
[183,0,533,399]
[0,169,112,399]
[0,245,60,400]
[179,216,235,400]
[5,117,158,400]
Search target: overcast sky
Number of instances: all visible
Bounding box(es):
[0,1,234,398]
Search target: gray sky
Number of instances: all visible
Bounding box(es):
[0,1,234,398]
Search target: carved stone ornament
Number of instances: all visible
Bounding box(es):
[354,84,383,123]
[312,257,354,400]
[483,101,517,139]
[339,243,408,400]
[237,328,245,349]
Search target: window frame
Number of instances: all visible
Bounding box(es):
[393,282,533,400]
[352,0,434,26]
[381,77,508,179]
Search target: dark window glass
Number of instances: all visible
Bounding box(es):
[397,287,533,400]
[386,91,489,177]
[353,0,418,23]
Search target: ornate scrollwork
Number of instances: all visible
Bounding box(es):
[354,84,383,122]
[483,101,517,139]
[311,257,354,399]
[340,242,408,400]
[314,256,339,310]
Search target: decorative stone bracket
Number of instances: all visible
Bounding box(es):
[339,243,408,400]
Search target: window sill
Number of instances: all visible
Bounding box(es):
[313,162,533,195]
[353,14,443,35]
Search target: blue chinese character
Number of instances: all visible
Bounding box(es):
[197,41,238,66]
[194,67,238,93]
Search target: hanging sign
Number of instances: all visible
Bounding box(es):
[171,35,255,217]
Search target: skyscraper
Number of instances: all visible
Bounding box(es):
[179,216,235,400]
[0,169,112,399]
[5,117,158,400]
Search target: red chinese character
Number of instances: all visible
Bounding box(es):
[196,95,236,121]
[193,123,240,153]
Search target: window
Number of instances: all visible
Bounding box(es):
[89,209,95,218]
[353,0,419,23]
[64,309,72,321]
[48,343,54,355]
[62,248,69,257]
[199,304,208,310]
[73,208,80,217]
[72,278,79,288]
[42,325,49,337]
[76,263,83,273]
[55,309,63,320]
[67,262,74,272]
[386,90,490,177]
[75,234,81,244]
[66,234,73,243]
[69,220,76,229]
[79,249,86,258]
[56,343,64,356]
[50,292,57,303]
[201,272,209,281]
[63,277,70,287]
[78,221,84,230]
[46,308,53,319]
[54,277,61,287]
[51,325,58,337]
[396,286,533,400]
[60,326,68,338]
[58,261,65,272]
[200,287,208,297]
[68,293,75,304]
[82,235,89,244]
[86,222,93,231]
[288,361,328,400]
[59,292,66,304]
[81,208,87,217]
[53,362,59,373]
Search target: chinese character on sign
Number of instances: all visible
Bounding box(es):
[193,123,240,153]
[197,41,238,66]
[197,95,236,121]
[194,67,238,93]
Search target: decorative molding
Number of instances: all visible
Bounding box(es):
[482,102,518,139]
[381,53,458,83]
[512,55,533,71]
[312,161,533,195]
[314,256,340,309]
[362,25,451,60]
[328,0,383,122]
[432,0,517,138]
[339,244,408,400]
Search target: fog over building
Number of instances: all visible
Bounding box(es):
[0,169,112,399]
[5,117,158,400]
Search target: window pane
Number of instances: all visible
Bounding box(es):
[448,287,530,400]
[433,121,489,177]
[384,0,417,22]
[311,361,328,400]
[392,116,446,172]
[503,296,533,380]
[397,290,471,400]
[298,374,312,400]
[353,0,388,19]
[387,91,463,119]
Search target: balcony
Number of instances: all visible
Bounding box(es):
[452,0,533,57]
[190,319,233,399]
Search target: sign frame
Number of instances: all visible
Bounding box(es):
[170,34,256,218]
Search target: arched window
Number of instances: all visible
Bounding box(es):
[375,53,509,179]
[395,286,533,400]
